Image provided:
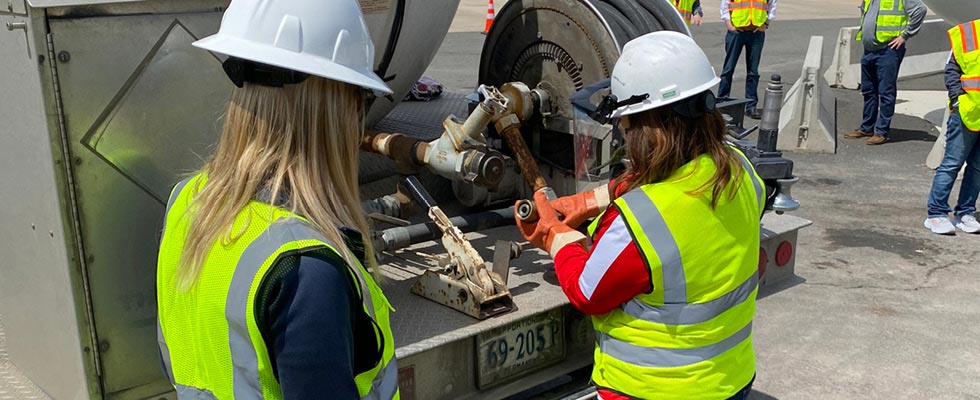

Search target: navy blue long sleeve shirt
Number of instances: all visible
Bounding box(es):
[946,51,965,104]
[255,230,381,400]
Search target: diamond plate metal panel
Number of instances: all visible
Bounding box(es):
[0,315,50,400]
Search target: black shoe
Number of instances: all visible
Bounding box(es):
[745,108,762,120]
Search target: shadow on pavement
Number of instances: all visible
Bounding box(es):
[750,389,780,400]
[758,275,806,300]
[888,127,936,144]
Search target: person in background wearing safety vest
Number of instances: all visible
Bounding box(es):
[155,0,399,399]
[924,19,980,235]
[672,0,704,26]
[717,0,778,120]
[844,0,927,145]
[517,31,764,400]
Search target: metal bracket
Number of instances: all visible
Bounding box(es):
[402,176,515,319]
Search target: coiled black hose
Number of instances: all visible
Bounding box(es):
[590,0,689,48]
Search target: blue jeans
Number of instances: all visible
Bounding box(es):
[927,110,980,217]
[718,30,766,111]
[859,46,906,136]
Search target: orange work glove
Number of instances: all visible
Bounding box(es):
[549,185,611,228]
[515,190,587,258]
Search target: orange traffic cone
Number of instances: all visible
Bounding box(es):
[482,0,495,35]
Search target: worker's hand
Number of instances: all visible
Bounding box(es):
[725,20,737,32]
[888,36,906,50]
[515,191,586,258]
[692,14,703,26]
[549,185,611,229]
[754,23,767,33]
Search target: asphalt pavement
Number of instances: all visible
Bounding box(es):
[424,16,980,400]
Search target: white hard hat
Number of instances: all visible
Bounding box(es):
[193,0,392,94]
[609,31,719,118]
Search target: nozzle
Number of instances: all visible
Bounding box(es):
[515,200,537,221]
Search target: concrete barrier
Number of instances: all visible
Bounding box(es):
[778,36,837,153]
[825,19,951,89]
[926,107,951,169]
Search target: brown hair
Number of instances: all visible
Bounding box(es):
[616,105,743,208]
[176,77,376,291]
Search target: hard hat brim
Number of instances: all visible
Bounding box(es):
[610,76,721,118]
[193,34,394,95]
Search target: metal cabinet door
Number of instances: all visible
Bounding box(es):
[49,11,230,397]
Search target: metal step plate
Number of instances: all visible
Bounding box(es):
[0,315,49,400]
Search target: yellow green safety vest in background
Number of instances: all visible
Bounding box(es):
[673,0,696,25]
[729,0,768,28]
[949,19,980,131]
[856,0,908,42]
[589,149,764,399]
[157,174,399,400]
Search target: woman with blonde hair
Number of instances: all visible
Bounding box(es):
[517,31,764,400]
[156,0,398,398]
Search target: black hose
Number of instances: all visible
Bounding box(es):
[590,0,690,50]
[591,1,636,47]
[376,207,516,252]
[605,0,656,34]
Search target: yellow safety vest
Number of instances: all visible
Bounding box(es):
[949,19,980,131]
[157,174,399,400]
[588,149,763,399]
[856,0,908,43]
[728,0,768,28]
[673,0,696,25]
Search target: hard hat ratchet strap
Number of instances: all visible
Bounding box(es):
[222,57,310,88]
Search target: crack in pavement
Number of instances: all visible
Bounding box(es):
[802,256,965,292]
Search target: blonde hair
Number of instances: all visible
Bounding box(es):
[176,77,376,291]
[616,106,743,208]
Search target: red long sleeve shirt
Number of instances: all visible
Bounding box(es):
[554,205,651,400]
[553,207,651,315]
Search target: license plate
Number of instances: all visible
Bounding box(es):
[476,309,565,389]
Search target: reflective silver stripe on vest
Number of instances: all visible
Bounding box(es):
[362,360,399,400]
[159,177,191,386]
[597,322,753,368]
[166,178,192,215]
[962,80,980,90]
[964,22,977,53]
[226,218,376,399]
[876,25,907,32]
[158,319,175,384]
[733,150,764,210]
[728,2,750,9]
[176,385,218,400]
[621,274,757,325]
[619,190,686,303]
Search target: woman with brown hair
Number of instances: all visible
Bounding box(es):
[156,0,399,398]
[517,31,764,400]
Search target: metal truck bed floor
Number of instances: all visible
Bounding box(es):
[0,316,49,399]
[380,227,569,359]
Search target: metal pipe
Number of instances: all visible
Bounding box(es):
[376,207,516,251]
[362,131,429,170]
[757,74,784,152]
